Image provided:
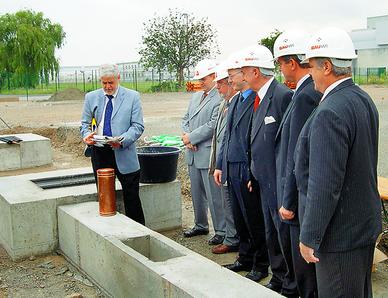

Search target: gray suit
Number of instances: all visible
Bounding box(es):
[182,88,225,235]
[209,94,239,246]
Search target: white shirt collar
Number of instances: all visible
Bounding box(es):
[320,77,351,103]
[295,74,310,93]
[257,77,274,99]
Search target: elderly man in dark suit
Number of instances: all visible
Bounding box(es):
[209,62,240,254]
[214,53,269,281]
[241,45,295,296]
[294,27,381,298]
[273,30,322,298]
[181,59,226,245]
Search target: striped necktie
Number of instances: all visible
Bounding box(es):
[103,95,114,136]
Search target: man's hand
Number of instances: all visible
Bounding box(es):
[186,143,197,151]
[182,133,190,145]
[279,206,295,220]
[299,242,320,264]
[83,132,96,145]
[108,140,121,149]
[213,169,222,186]
[247,180,253,192]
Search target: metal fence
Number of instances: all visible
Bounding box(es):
[0,67,187,96]
[0,66,387,96]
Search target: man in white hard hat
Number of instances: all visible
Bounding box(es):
[182,59,226,245]
[273,29,322,298]
[241,45,294,295]
[214,52,269,281]
[209,62,240,254]
[294,27,381,297]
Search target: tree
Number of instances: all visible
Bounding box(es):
[0,10,65,89]
[139,9,219,87]
[259,29,282,55]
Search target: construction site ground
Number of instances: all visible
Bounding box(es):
[0,87,387,297]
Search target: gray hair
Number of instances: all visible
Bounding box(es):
[99,64,120,78]
[315,58,352,77]
[259,68,274,77]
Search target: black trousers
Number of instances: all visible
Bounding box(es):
[289,224,317,298]
[91,146,145,225]
[228,162,269,273]
[315,245,374,298]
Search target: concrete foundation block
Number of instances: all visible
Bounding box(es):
[0,167,182,260]
[58,202,281,298]
[0,133,52,171]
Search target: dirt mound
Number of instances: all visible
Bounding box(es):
[49,88,85,101]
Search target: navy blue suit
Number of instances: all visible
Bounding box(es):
[249,79,293,292]
[294,79,381,297]
[275,75,321,297]
[216,90,269,272]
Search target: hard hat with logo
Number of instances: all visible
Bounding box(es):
[192,59,218,80]
[303,27,357,67]
[226,51,244,70]
[239,45,275,69]
[213,61,229,82]
[273,29,309,60]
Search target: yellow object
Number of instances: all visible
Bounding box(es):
[91,117,97,132]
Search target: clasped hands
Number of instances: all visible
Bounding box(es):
[182,133,197,151]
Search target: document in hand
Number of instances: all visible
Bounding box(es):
[92,135,124,147]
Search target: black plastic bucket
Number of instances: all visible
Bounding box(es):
[137,146,181,183]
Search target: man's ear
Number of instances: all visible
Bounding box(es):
[323,60,333,76]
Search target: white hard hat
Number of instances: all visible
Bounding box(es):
[192,59,218,80]
[213,61,229,82]
[226,51,244,70]
[303,27,357,67]
[273,29,309,60]
[239,45,275,69]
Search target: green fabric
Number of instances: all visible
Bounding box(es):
[149,135,184,147]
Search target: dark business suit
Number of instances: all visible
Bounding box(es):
[294,79,382,298]
[275,75,321,297]
[216,90,269,272]
[250,78,294,292]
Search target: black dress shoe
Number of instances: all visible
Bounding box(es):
[183,227,209,238]
[265,282,282,293]
[245,270,269,282]
[208,234,225,245]
[223,260,250,272]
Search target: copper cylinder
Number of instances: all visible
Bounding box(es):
[97,168,116,216]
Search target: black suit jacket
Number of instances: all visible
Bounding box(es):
[250,79,292,210]
[275,76,321,224]
[216,91,255,184]
[294,79,382,252]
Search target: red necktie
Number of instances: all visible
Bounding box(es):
[253,94,261,112]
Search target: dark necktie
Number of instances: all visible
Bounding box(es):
[103,95,114,136]
[253,94,261,112]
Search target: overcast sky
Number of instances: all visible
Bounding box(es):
[2,0,388,66]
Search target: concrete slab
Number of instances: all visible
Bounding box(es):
[0,167,181,260]
[0,133,52,171]
[58,202,281,298]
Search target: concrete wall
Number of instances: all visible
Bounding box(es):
[0,133,52,171]
[58,202,281,298]
[0,167,181,260]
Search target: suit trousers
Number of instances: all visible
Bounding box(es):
[220,184,239,247]
[289,224,317,298]
[91,146,145,225]
[228,162,269,272]
[315,245,374,298]
[260,203,288,288]
[188,165,226,235]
